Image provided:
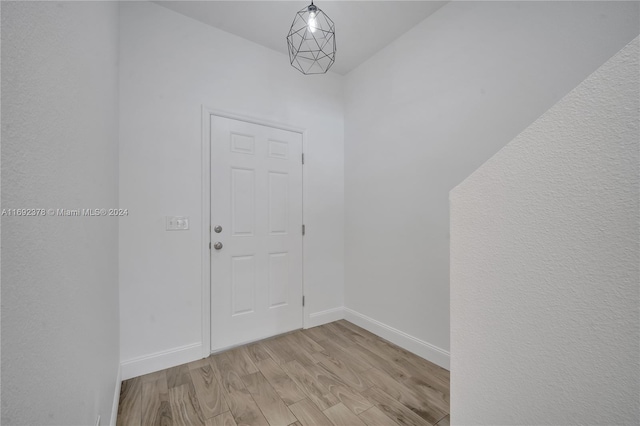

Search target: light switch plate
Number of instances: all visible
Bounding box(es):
[166,216,189,231]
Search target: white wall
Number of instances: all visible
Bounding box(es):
[1,2,121,425]
[343,0,640,369]
[450,36,639,425]
[119,1,344,378]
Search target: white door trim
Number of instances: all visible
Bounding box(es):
[201,105,308,358]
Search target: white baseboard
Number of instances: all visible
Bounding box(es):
[344,307,450,370]
[110,365,121,426]
[120,342,203,380]
[306,306,345,328]
[118,309,448,382]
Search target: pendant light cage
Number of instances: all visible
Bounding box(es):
[286,3,336,75]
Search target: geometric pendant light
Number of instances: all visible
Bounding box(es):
[286,1,336,74]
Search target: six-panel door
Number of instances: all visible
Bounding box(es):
[210,115,303,351]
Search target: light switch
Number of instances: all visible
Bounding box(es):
[166,216,189,231]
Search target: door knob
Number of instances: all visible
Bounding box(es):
[213,242,223,250]
[214,225,222,233]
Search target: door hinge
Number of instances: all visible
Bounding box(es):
[302,296,305,307]
[302,224,306,236]
[302,153,305,165]
[209,242,211,250]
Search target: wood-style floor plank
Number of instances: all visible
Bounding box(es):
[354,337,407,368]
[210,352,269,426]
[361,334,449,400]
[141,374,172,426]
[312,351,371,392]
[226,346,259,376]
[383,339,450,383]
[169,383,206,426]
[242,372,297,426]
[402,376,450,414]
[362,387,431,426]
[188,357,214,371]
[246,342,272,364]
[359,335,449,393]
[286,330,325,354]
[210,353,245,394]
[399,359,450,397]
[255,357,306,405]
[117,377,142,426]
[224,388,270,426]
[301,325,332,343]
[290,349,319,368]
[166,364,193,389]
[205,411,237,426]
[320,339,373,372]
[358,406,399,426]
[306,362,373,415]
[288,399,332,426]
[323,403,367,426]
[335,320,379,341]
[365,368,446,424]
[117,321,449,426]
[386,349,449,394]
[323,381,373,416]
[189,363,228,419]
[435,414,450,426]
[320,323,355,348]
[331,321,372,344]
[281,360,339,411]
[140,369,170,384]
[349,343,411,383]
[263,335,298,365]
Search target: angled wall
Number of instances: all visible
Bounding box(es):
[450,37,639,424]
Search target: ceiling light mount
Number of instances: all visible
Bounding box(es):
[286,1,336,75]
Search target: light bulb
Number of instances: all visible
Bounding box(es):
[308,12,317,33]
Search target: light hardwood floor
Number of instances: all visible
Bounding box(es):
[117,320,450,426]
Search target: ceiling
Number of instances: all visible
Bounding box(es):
[155,1,448,75]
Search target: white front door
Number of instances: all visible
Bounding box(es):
[210,115,303,351]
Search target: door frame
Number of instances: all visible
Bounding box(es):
[201,105,308,358]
